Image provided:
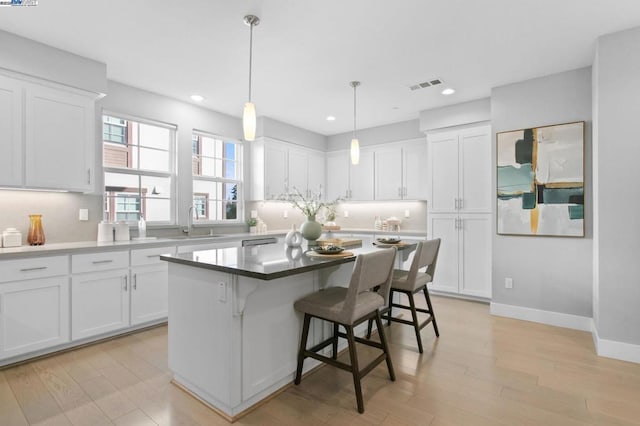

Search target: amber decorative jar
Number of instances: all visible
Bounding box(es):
[27,214,45,246]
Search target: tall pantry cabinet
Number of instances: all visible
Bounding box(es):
[427,125,492,299]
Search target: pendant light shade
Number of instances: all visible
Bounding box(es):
[350,138,360,165]
[243,101,256,141]
[243,14,260,141]
[350,81,361,165]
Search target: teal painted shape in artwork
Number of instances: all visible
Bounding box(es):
[522,192,536,209]
[568,205,584,220]
[542,187,584,205]
[497,164,534,196]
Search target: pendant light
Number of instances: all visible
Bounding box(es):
[243,14,260,141]
[350,81,361,165]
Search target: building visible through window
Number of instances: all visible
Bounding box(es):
[103,114,175,224]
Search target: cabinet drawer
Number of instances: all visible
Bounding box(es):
[72,251,129,274]
[131,246,176,266]
[0,256,69,283]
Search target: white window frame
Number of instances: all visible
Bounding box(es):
[191,130,244,224]
[103,111,177,226]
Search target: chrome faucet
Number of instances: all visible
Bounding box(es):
[183,205,199,236]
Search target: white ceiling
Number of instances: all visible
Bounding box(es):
[1,0,640,135]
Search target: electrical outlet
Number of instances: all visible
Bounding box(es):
[505,277,513,289]
[79,209,89,221]
[251,210,258,218]
[283,210,288,219]
[404,209,410,218]
[343,210,349,218]
[218,282,226,302]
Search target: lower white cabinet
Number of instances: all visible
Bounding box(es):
[130,245,175,325]
[429,213,492,298]
[0,277,70,359]
[72,269,130,340]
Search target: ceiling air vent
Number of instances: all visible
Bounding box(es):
[409,78,444,91]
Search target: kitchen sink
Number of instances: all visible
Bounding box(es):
[165,234,226,240]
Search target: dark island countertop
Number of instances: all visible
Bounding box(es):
[160,237,419,280]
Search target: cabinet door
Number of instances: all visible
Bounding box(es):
[459,214,492,298]
[131,264,168,325]
[0,75,23,187]
[263,144,288,199]
[307,150,325,198]
[24,83,94,192]
[428,214,459,294]
[427,131,459,213]
[349,149,374,200]
[326,151,350,201]
[0,277,70,359]
[288,148,308,195]
[459,126,492,213]
[403,141,428,200]
[374,146,403,200]
[72,269,130,340]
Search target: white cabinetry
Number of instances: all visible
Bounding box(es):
[71,251,130,339]
[325,149,374,201]
[427,125,492,299]
[251,138,325,200]
[24,83,95,191]
[0,256,70,360]
[374,139,428,200]
[0,73,96,192]
[0,75,23,186]
[130,246,175,325]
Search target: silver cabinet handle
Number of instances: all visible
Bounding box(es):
[459,198,463,210]
[92,260,113,265]
[146,254,159,258]
[87,168,91,185]
[20,266,47,272]
[124,275,128,291]
[454,198,458,210]
[133,274,137,290]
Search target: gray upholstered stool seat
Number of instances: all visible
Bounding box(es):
[294,248,397,414]
[367,239,441,353]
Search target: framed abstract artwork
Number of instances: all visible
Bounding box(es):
[497,121,584,237]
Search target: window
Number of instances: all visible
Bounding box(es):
[192,132,243,221]
[103,114,175,224]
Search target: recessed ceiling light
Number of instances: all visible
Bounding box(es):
[392,106,400,110]
[441,88,456,95]
[326,116,336,121]
[190,94,204,102]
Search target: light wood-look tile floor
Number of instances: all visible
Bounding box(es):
[2,296,640,425]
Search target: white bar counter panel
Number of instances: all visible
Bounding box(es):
[163,239,417,420]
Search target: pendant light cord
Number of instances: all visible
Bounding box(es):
[248,22,254,102]
[353,83,357,140]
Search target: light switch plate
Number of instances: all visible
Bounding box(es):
[79,209,89,221]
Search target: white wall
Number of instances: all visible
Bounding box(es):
[0,29,107,94]
[326,119,423,152]
[593,27,640,346]
[419,98,491,132]
[491,67,593,318]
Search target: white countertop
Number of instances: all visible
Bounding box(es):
[0,228,426,259]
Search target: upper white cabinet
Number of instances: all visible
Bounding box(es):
[25,83,95,191]
[251,138,325,200]
[0,73,96,192]
[0,75,23,187]
[374,139,428,200]
[427,126,492,214]
[325,148,374,201]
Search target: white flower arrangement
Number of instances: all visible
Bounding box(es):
[279,187,341,219]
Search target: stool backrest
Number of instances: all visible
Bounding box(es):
[407,239,441,284]
[344,247,397,317]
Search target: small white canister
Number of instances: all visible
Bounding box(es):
[114,221,130,241]
[97,221,114,242]
[2,228,22,247]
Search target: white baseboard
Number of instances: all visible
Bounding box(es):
[591,319,640,364]
[490,302,592,332]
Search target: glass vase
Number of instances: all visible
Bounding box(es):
[27,214,45,246]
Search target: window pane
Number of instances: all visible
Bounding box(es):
[138,123,171,150]
[105,171,139,189]
[145,198,171,222]
[200,157,215,177]
[139,147,170,172]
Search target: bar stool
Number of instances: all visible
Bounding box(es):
[368,239,441,353]
[293,248,397,414]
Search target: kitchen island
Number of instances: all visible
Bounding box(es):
[161,238,417,421]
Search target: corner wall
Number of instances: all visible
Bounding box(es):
[490,67,593,320]
[593,27,640,351]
